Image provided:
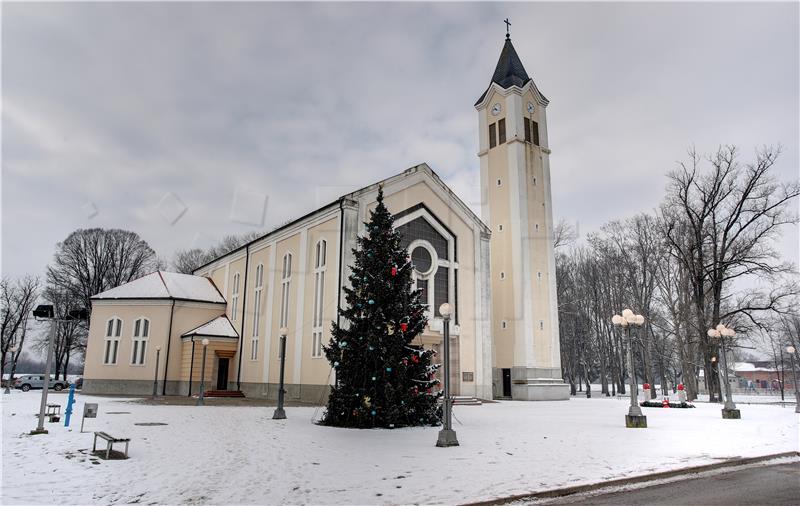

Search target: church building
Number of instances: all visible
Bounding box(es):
[82,32,570,402]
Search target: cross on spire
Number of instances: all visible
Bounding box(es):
[504,18,511,39]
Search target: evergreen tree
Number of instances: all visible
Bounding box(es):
[323,187,441,428]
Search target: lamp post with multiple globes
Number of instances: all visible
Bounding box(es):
[612,309,647,428]
[707,324,740,419]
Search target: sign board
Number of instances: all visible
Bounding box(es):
[83,403,98,418]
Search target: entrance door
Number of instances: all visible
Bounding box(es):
[216,358,229,390]
[502,368,512,397]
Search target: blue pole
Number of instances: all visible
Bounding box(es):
[64,383,76,427]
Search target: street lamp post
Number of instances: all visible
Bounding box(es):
[273,327,289,420]
[31,305,56,435]
[29,306,88,435]
[612,309,647,428]
[707,324,740,419]
[436,303,459,447]
[152,346,161,398]
[4,345,18,394]
[786,346,800,414]
[197,338,209,406]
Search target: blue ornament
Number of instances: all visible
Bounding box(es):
[341,342,347,347]
[369,346,374,351]
[371,410,376,416]
[386,367,392,372]
[368,299,375,305]
[334,361,339,367]
[363,276,368,281]
[356,303,362,308]
[371,376,376,381]
[367,252,373,258]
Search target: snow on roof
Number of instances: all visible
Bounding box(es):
[182,316,238,338]
[92,272,225,304]
[734,362,756,372]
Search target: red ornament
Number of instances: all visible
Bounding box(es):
[662,398,670,408]
[677,383,684,391]
[391,266,398,276]
[411,355,419,363]
[643,383,651,390]
[400,322,408,332]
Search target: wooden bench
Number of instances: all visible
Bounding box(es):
[93,431,130,460]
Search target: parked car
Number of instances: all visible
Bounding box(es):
[13,375,70,392]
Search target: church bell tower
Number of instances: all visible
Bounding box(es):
[476,27,570,400]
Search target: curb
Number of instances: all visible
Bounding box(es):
[464,451,800,505]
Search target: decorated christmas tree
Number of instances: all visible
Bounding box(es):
[322,187,441,428]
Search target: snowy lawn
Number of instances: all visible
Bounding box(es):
[2,391,797,505]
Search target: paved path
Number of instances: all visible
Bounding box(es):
[555,462,800,505]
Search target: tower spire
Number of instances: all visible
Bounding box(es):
[504,18,511,40]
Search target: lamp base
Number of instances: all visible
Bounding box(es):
[625,414,648,428]
[721,408,741,419]
[30,429,49,435]
[272,407,286,420]
[436,429,460,447]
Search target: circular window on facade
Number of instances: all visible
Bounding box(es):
[411,245,433,275]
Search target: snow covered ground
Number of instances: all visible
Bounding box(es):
[2,391,797,505]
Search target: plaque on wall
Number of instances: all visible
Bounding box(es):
[462,372,474,382]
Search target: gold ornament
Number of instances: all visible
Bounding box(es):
[387,324,395,335]
[363,396,372,407]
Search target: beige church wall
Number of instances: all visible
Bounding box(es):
[207,266,227,297]
[84,301,173,382]
[299,217,340,386]
[267,232,301,385]
[238,244,271,384]
[225,256,247,324]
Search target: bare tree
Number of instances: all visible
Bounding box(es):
[47,228,158,320]
[171,231,264,274]
[662,145,799,401]
[1,276,40,382]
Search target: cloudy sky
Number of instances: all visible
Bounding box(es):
[3,2,798,281]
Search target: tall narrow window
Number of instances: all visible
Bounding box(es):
[104,318,122,365]
[489,123,497,149]
[131,317,149,365]
[231,272,241,321]
[312,239,327,358]
[251,264,264,360]
[280,252,292,329]
[532,120,540,146]
[498,118,506,144]
[524,117,532,142]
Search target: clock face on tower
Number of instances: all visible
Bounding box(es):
[491,103,502,116]
[527,102,535,114]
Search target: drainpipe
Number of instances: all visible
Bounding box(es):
[236,244,250,391]
[336,199,345,328]
[162,299,176,396]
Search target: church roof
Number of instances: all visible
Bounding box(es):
[475,36,542,106]
[182,315,239,339]
[92,271,225,304]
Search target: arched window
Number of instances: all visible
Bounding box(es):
[396,213,457,321]
[104,317,122,365]
[251,264,264,361]
[279,252,292,329]
[131,317,150,365]
[231,272,241,321]
[312,240,327,358]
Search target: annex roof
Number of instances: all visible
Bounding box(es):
[182,315,239,339]
[92,271,225,304]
